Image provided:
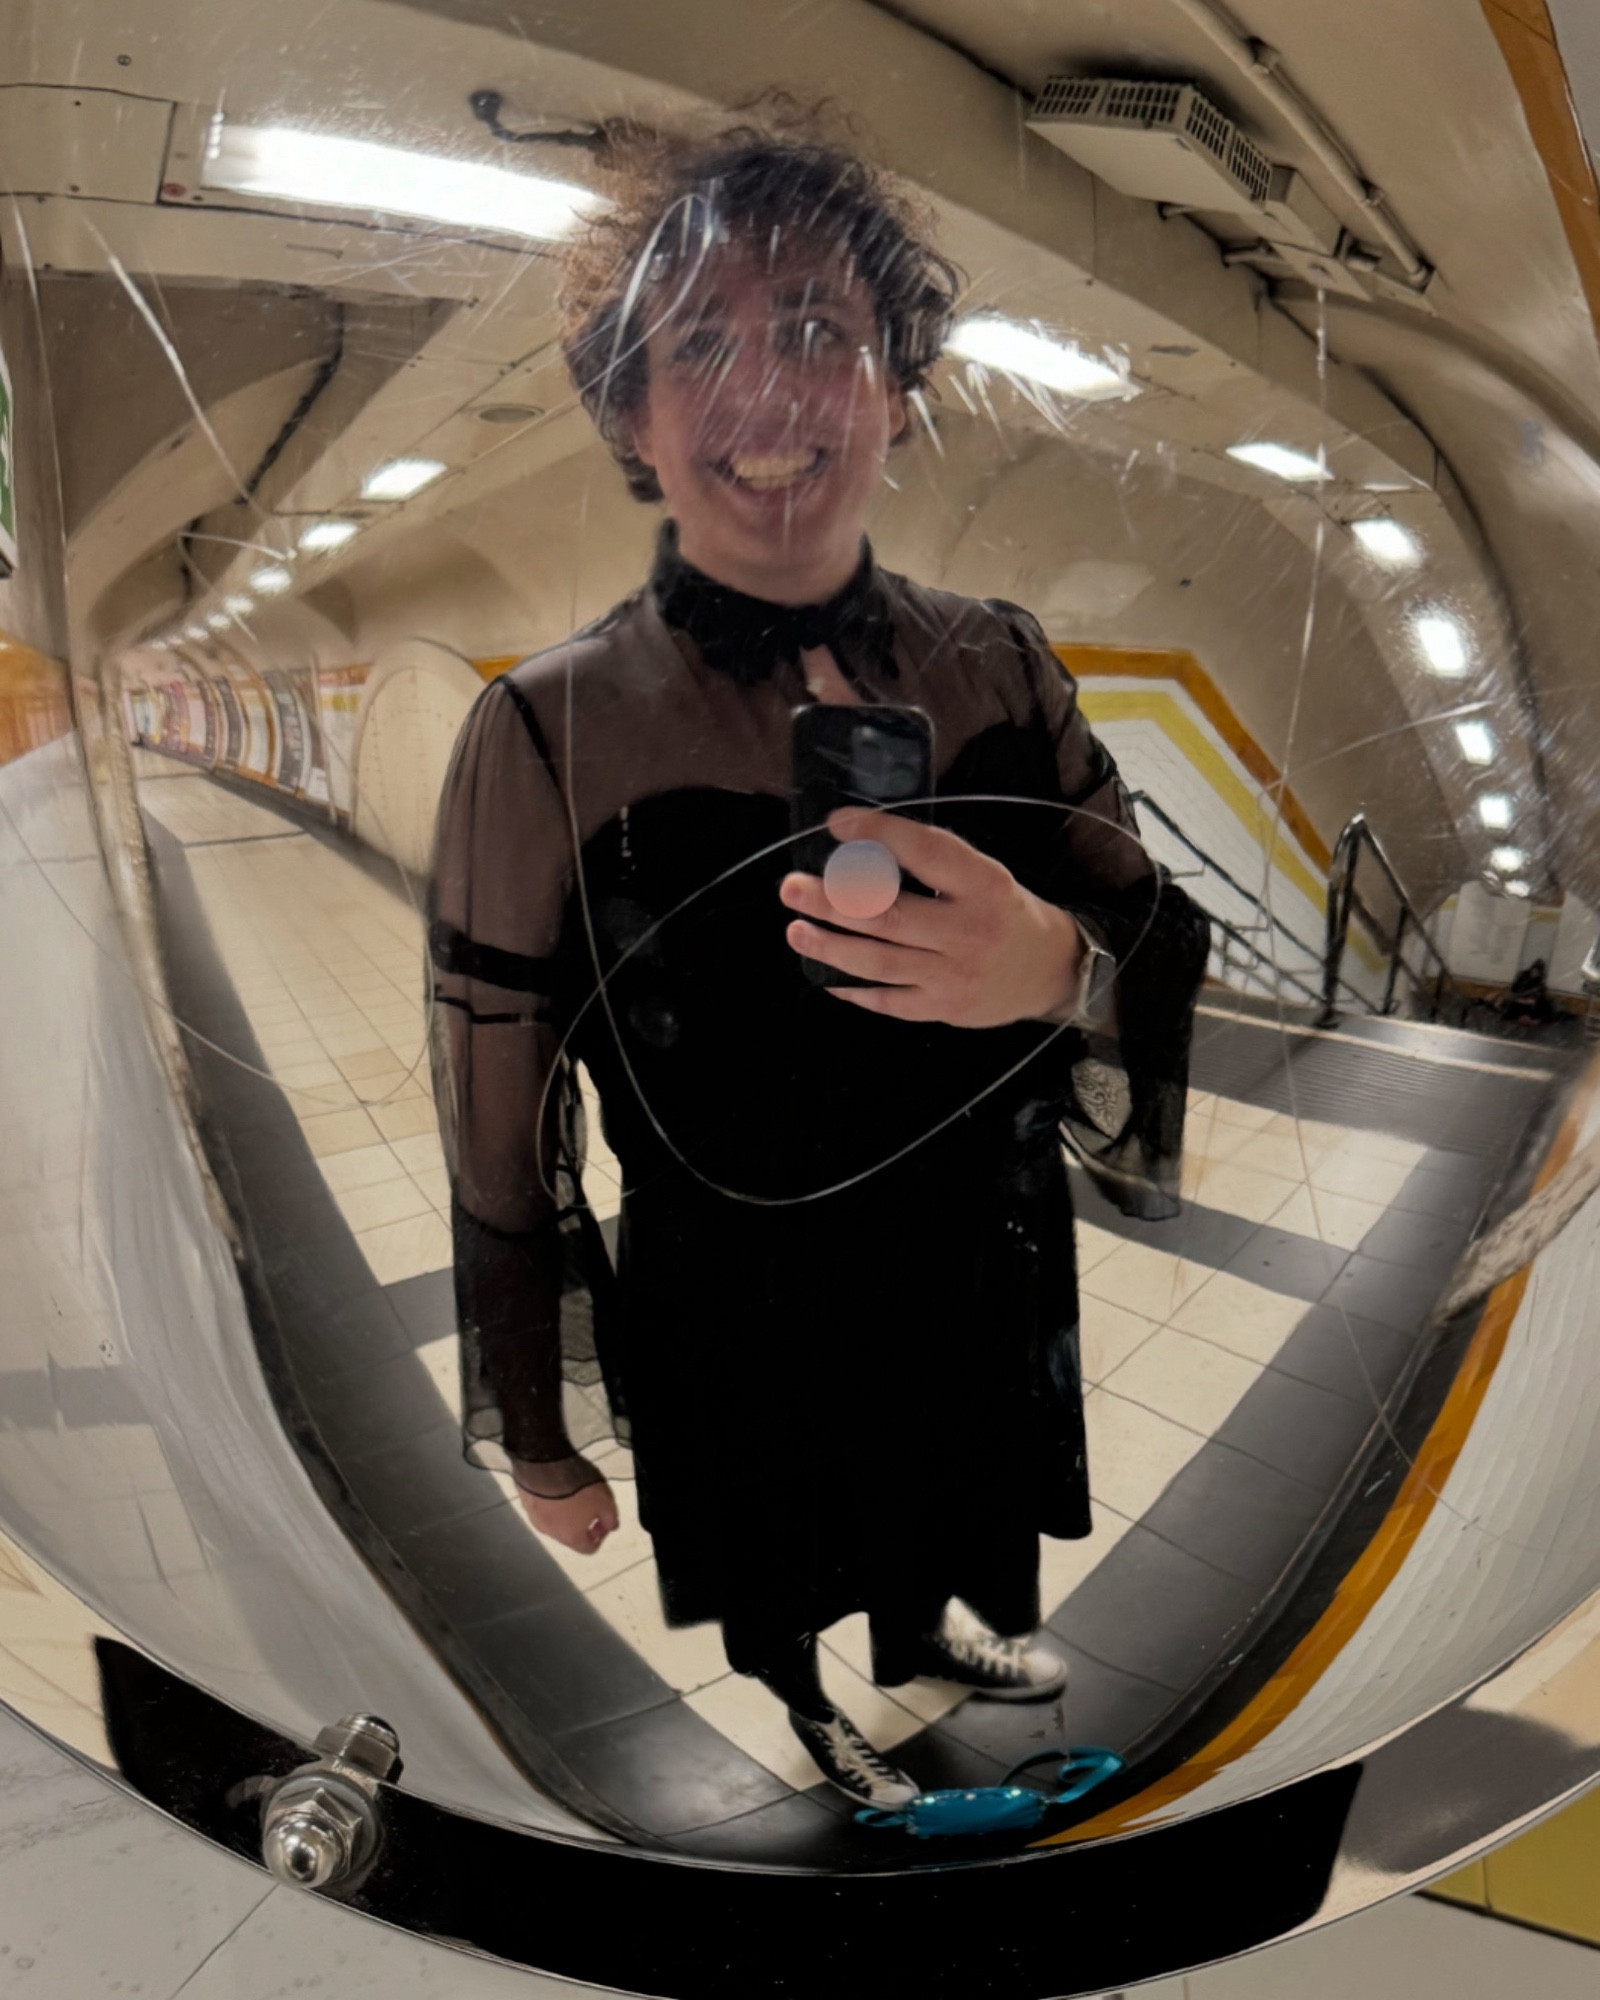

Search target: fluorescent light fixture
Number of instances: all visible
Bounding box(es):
[1454,720,1494,765]
[361,457,447,502]
[184,624,207,641]
[1226,441,1330,483]
[1505,879,1531,899]
[1413,611,1470,677]
[1490,845,1525,872]
[205,612,230,632]
[1350,516,1421,568]
[1478,794,1513,830]
[223,594,254,617]
[250,564,293,594]
[945,315,1135,401]
[298,520,360,554]
[203,120,602,243]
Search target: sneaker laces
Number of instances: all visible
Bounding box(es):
[938,1630,1031,1682]
[807,1710,910,1787]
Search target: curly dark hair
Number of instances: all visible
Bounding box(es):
[559,106,964,502]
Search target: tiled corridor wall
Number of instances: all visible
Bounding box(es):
[1064,648,1388,1010]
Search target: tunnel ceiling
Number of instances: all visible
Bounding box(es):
[3,0,1597,903]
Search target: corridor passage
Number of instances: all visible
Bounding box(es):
[137,749,1570,1860]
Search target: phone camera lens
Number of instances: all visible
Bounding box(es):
[851,728,918,798]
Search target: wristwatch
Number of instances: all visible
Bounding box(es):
[1068,916,1117,1029]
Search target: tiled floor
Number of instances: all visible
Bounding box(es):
[133,753,1565,1859]
[136,757,625,1288]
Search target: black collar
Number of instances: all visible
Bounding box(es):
[649,522,897,689]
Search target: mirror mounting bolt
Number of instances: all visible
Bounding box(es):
[259,1714,401,1892]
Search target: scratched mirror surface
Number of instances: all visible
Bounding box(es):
[3,0,1600,1887]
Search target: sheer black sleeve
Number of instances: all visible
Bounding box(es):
[428,679,605,1495]
[996,602,1213,1219]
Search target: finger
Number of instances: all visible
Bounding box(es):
[827,807,994,896]
[779,870,955,950]
[785,919,928,987]
[828,980,944,1022]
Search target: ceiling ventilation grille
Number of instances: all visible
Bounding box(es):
[1029,76,1275,211]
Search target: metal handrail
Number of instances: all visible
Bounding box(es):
[1209,912,1326,1009]
[1317,812,1454,1026]
[1129,790,1369,1010]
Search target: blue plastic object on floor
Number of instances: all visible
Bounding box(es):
[854,1747,1124,1838]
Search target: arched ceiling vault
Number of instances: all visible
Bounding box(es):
[4,0,1597,902]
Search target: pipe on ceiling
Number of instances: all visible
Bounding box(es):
[1164,0,1431,283]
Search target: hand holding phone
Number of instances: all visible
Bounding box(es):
[790,704,934,986]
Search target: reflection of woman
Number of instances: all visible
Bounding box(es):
[430,116,1208,1808]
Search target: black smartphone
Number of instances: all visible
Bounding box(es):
[790,703,934,986]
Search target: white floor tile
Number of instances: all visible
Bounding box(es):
[335,1177,435,1234]
[1080,1294,1161,1386]
[1083,1389,1205,1517]
[1169,1270,1309,1363]
[357,1210,452,1285]
[1269,1184,1388,1251]
[339,1047,411,1082]
[0,1706,277,2000]
[1224,1129,1324,1182]
[1309,1148,1417,1204]
[685,1672,825,1791]
[414,1333,463,1421]
[1081,1239,1211,1322]
[319,1142,409,1194]
[818,1611,964,1726]
[1073,1219,1124,1273]
[1039,1500,1133,1618]
[1185,1890,1600,2000]
[1189,1157,1302,1223]
[298,1107,383,1157]
[1104,1327,1261,1436]
[585,1557,730,1692]
[390,1131,447,1178]
[1205,1095,1277,1132]
[370,1098,440,1144]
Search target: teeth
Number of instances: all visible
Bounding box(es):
[728,450,819,489]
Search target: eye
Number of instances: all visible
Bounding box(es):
[669,327,728,367]
[778,317,848,361]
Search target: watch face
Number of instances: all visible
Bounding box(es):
[1078,939,1116,1025]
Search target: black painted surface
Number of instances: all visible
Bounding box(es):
[97,1639,1362,1999]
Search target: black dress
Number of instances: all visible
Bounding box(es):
[428,529,1208,1670]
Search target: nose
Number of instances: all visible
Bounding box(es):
[695,339,809,443]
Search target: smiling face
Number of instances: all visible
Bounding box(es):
[629,241,906,604]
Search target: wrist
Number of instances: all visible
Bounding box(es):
[1038,908,1116,1027]
[1036,903,1088,1024]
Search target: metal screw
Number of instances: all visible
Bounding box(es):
[258,1715,400,1892]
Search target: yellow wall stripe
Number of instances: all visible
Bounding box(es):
[1036,1047,1600,1847]
[1074,685,1331,921]
[1057,644,1332,873]
[0,632,72,769]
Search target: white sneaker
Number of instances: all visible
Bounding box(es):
[788,1705,920,1810]
[882,1624,1070,1703]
